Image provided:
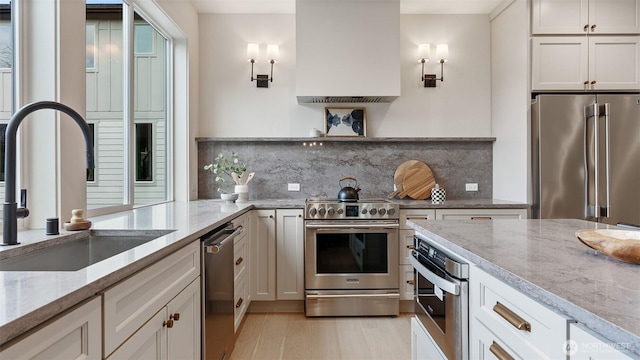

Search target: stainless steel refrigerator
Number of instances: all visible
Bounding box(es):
[531,93,640,227]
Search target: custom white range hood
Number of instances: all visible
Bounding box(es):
[295,0,401,103]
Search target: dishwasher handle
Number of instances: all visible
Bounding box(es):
[203,225,243,254]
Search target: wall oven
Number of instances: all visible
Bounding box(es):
[304,199,400,317]
[410,233,469,360]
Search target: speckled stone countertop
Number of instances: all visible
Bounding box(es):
[0,200,252,346]
[0,198,526,346]
[407,219,640,356]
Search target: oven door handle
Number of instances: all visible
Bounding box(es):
[410,252,460,295]
[306,223,399,229]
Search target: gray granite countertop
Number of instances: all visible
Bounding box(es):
[0,200,251,346]
[407,218,640,356]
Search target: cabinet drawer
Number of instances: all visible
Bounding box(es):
[569,323,638,360]
[471,266,569,359]
[234,234,248,283]
[399,264,415,301]
[103,241,200,356]
[232,213,249,245]
[400,209,435,229]
[471,317,546,360]
[399,229,415,265]
[234,273,249,332]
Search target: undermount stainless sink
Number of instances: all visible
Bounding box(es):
[0,229,174,272]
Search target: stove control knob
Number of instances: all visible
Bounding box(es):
[369,208,377,215]
[318,208,326,216]
[337,208,344,215]
[309,207,317,216]
[387,208,396,216]
[378,208,386,215]
[361,208,368,215]
[327,207,335,216]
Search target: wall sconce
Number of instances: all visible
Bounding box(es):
[418,43,449,87]
[247,43,279,88]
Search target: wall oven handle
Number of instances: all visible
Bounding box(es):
[409,252,459,295]
[306,223,399,229]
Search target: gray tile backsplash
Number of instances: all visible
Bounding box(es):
[197,138,493,200]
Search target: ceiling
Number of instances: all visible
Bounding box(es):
[190,0,505,15]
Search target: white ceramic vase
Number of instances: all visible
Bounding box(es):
[235,184,249,202]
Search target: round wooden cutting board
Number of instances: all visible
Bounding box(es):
[396,161,436,200]
[387,160,420,198]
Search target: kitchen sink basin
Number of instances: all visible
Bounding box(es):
[0,229,174,272]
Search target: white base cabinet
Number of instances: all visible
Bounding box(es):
[103,240,201,358]
[276,209,304,300]
[233,212,251,331]
[569,323,638,360]
[435,208,527,220]
[411,317,446,360]
[0,297,102,360]
[251,209,276,301]
[399,209,435,300]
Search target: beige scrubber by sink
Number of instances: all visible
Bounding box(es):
[63,209,92,231]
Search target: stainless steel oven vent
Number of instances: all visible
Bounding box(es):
[297,96,398,104]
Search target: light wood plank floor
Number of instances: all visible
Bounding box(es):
[230,313,412,360]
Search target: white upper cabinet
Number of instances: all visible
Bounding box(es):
[532,36,640,90]
[532,0,640,34]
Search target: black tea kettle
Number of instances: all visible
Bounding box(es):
[338,177,361,202]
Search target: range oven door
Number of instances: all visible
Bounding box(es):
[410,250,468,360]
[305,220,399,290]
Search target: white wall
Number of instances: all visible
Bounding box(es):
[198,14,492,138]
[490,0,529,203]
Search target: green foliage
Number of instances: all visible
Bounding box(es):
[203,151,247,185]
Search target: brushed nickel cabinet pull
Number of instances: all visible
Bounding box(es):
[490,341,515,360]
[493,301,531,332]
[406,280,415,285]
[471,216,492,220]
[407,245,415,250]
[236,256,244,265]
[236,297,244,308]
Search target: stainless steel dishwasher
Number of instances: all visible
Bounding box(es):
[201,223,244,360]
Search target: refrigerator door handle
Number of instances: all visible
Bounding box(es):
[584,104,599,220]
[602,103,611,218]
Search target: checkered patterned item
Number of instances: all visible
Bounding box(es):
[431,187,446,204]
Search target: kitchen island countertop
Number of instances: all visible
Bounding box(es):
[407,218,640,356]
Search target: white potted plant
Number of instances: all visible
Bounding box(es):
[203,151,254,202]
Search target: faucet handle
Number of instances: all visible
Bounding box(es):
[16,188,29,219]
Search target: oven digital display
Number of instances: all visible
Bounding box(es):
[345,205,359,217]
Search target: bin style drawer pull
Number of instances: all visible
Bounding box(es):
[490,341,515,360]
[493,301,531,332]
[236,297,244,309]
[235,256,244,265]
[471,216,492,220]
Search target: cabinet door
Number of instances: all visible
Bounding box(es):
[589,36,640,90]
[276,209,305,300]
[569,323,637,359]
[0,297,102,360]
[411,317,446,360]
[532,37,589,90]
[400,209,435,229]
[251,209,276,300]
[531,0,588,35]
[589,0,640,34]
[167,279,201,360]
[108,308,167,360]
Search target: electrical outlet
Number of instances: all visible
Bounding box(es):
[465,183,478,192]
[288,183,301,192]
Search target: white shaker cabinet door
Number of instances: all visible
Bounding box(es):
[589,0,640,34]
[589,36,640,90]
[532,37,589,90]
[251,209,276,300]
[276,209,305,300]
[532,0,640,34]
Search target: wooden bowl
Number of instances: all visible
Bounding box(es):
[576,229,640,264]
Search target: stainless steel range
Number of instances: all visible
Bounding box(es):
[304,198,400,317]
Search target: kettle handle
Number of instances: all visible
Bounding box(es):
[339,176,358,187]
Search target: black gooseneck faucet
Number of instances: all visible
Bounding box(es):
[2,101,95,246]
